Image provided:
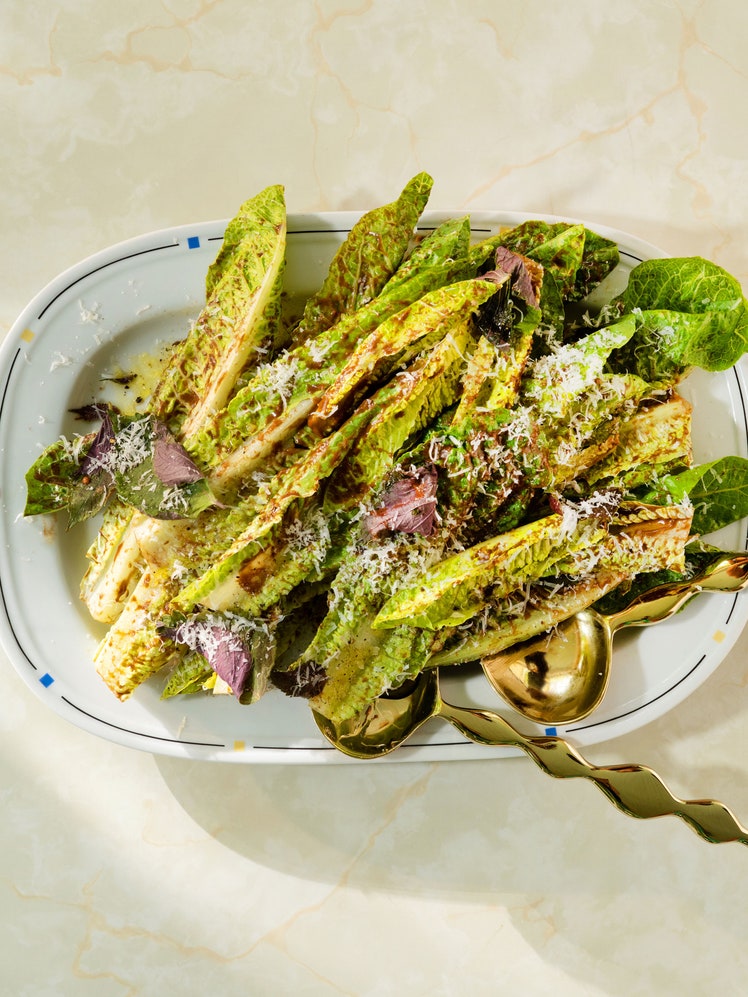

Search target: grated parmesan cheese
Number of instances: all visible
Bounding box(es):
[78,300,103,324]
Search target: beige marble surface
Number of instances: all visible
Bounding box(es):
[2,1,748,993]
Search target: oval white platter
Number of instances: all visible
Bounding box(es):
[1,211,747,763]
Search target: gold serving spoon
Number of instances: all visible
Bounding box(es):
[480,552,748,727]
[312,668,748,845]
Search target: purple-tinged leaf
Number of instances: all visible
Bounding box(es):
[365,464,439,537]
[79,405,116,483]
[168,619,253,699]
[490,246,540,308]
[152,421,204,486]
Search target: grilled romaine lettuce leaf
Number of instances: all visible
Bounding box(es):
[292,172,433,343]
[151,184,287,438]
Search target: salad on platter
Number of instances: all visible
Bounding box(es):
[22,173,748,730]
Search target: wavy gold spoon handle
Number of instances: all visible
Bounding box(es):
[439,701,748,845]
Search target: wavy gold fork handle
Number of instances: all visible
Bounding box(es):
[439,703,748,846]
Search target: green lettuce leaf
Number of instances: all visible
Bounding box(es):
[610,257,748,383]
[206,186,283,298]
[640,456,748,536]
[24,433,109,526]
[584,393,693,489]
[472,221,618,328]
[25,412,219,525]
[536,268,566,332]
[385,216,471,290]
[500,221,586,298]
[108,413,217,520]
[308,277,501,436]
[191,257,473,475]
[292,172,433,342]
[323,315,485,511]
[620,256,745,315]
[80,499,141,622]
[372,512,607,631]
[518,314,638,420]
[150,184,287,437]
[308,618,435,723]
[172,400,381,611]
[574,229,620,300]
[94,567,181,700]
[161,653,213,698]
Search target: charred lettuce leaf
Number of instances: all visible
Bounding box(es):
[323,315,484,511]
[518,314,639,420]
[150,184,287,437]
[385,215,471,290]
[429,506,694,668]
[94,567,181,700]
[574,228,621,300]
[502,222,586,299]
[171,400,382,611]
[591,541,743,617]
[496,220,619,302]
[372,512,607,631]
[206,186,283,298]
[292,172,433,342]
[288,527,440,722]
[474,220,618,327]
[583,394,693,491]
[192,257,473,478]
[80,499,143,622]
[308,277,501,436]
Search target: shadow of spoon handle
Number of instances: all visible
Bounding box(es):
[439,702,748,846]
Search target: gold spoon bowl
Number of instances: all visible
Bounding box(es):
[480,552,748,727]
